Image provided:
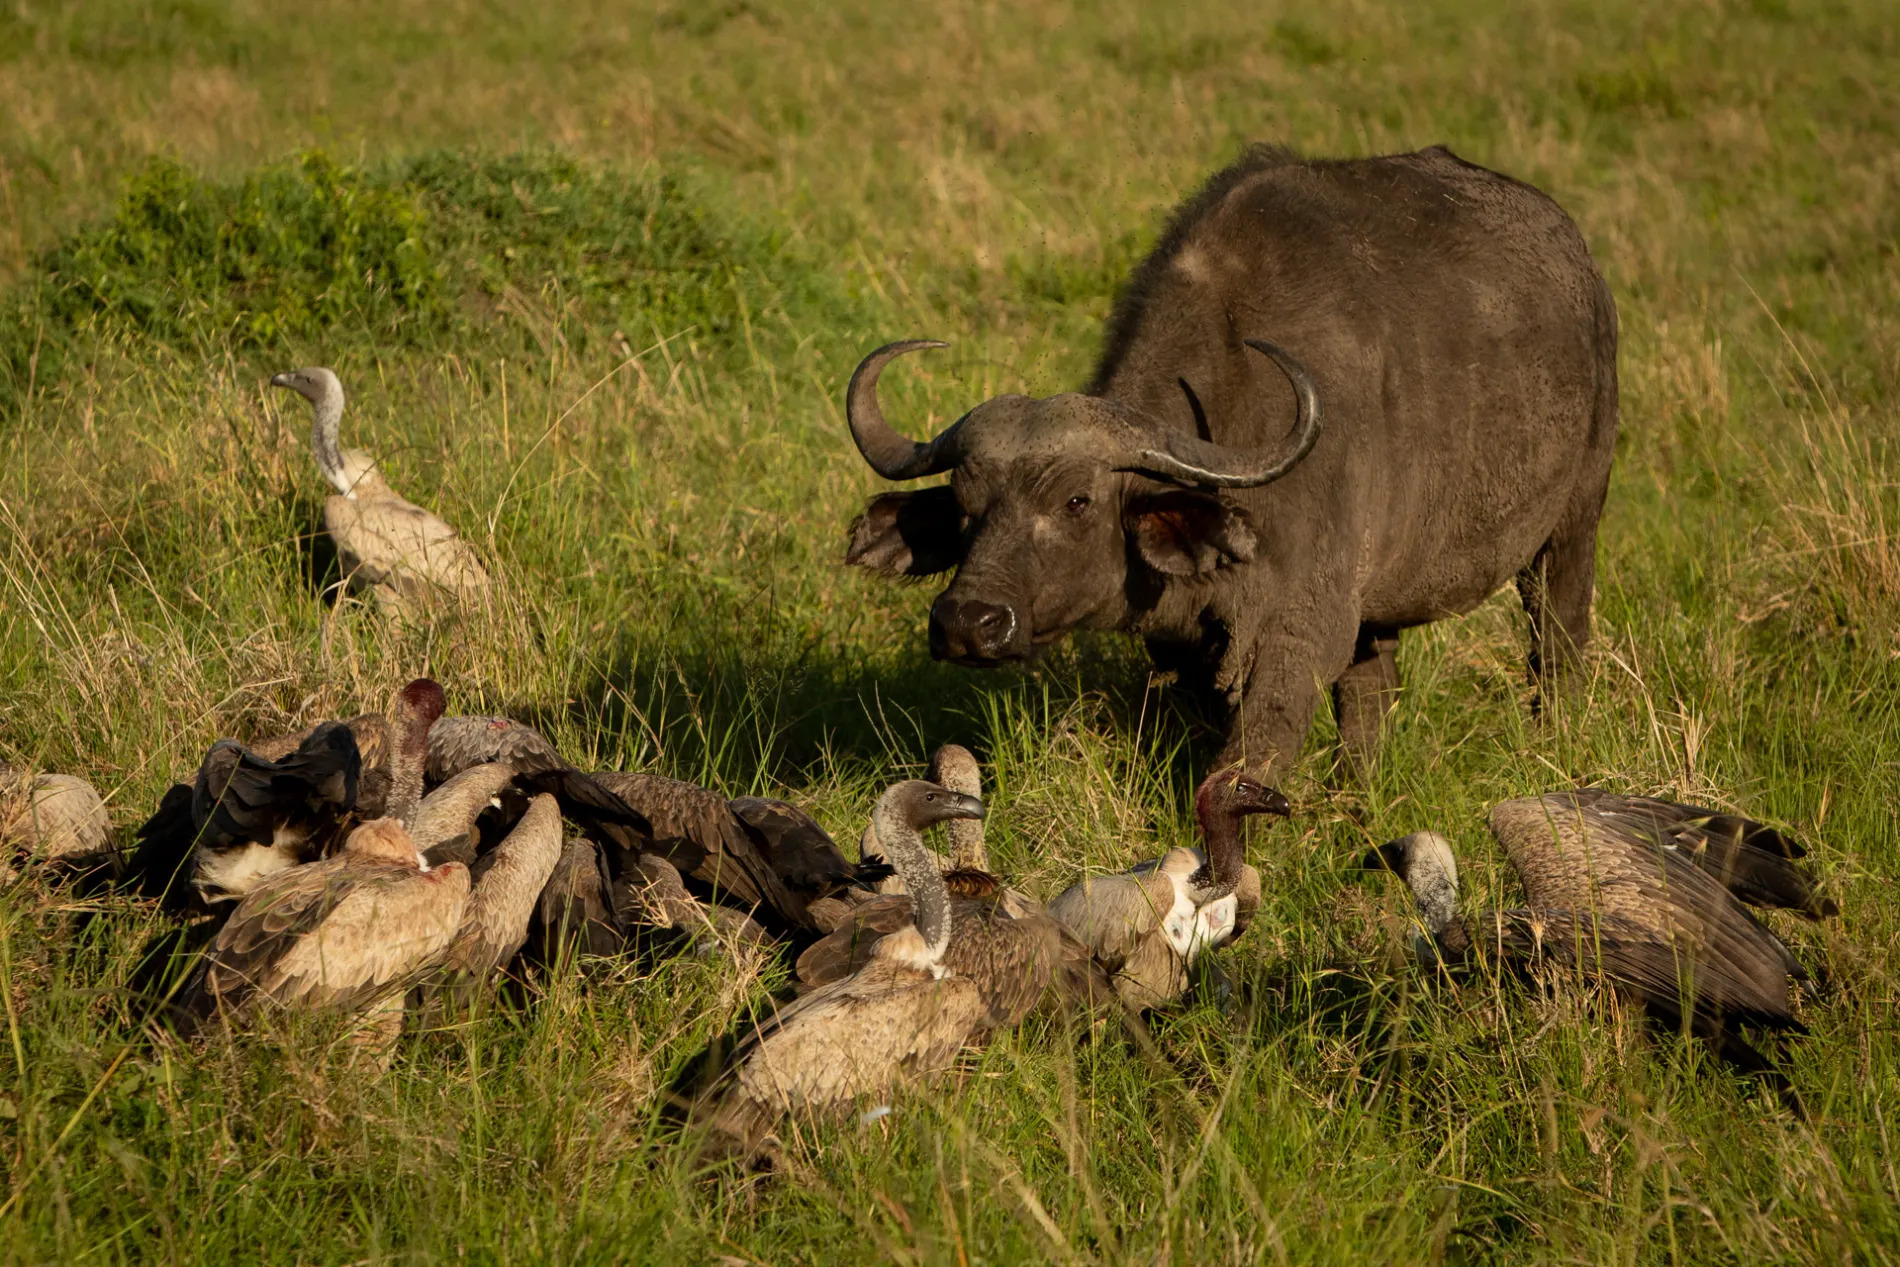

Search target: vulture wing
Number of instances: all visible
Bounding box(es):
[592,772,805,929]
[1474,906,1804,1035]
[533,838,624,959]
[427,715,561,783]
[248,863,470,1010]
[325,494,487,601]
[794,894,914,991]
[131,782,199,907]
[1046,867,1177,973]
[1489,795,1812,1032]
[191,723,361,849]
[701,961,987,1158]
[1547,789,1835,918]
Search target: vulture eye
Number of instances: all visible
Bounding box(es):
[1065,495,1091,516]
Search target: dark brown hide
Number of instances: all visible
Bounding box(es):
[845,145,1618,776]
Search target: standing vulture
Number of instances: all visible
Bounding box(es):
[1048,767,1290,1010]
[1363,790,1833,1098]
[693,779,994,1161]
[269,366,488,613]
[861,745,1035,918]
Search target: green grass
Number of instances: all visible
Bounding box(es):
[2,0,1899,1260]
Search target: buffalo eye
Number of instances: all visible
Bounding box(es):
[1065,495,1091,516]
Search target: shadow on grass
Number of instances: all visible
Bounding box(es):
[535,585,1234,793]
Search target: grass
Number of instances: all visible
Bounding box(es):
[1,0,1898,1260]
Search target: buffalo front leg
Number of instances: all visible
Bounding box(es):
[1332,623,1401,780]
[1216,622,1357,782]
[1517,481,1605,705]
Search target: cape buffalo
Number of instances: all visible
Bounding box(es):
[842,145,1618,778]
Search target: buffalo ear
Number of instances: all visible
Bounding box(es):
[845,486,965,577]
[1126,490,1257,576]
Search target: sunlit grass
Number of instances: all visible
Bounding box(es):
[1,0,1898,1260]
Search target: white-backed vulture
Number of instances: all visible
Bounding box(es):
[695,779,992,1159]
[269,366,488,613]
[866,745,1033,916]
[131,680,444,910]
[799,747,1106,1007]
[1364,790,1833,1096]
[173,817,470,1032]
[1047,767,1289,1010]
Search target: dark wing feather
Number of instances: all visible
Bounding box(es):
[517,767,664,863]
[941,904,1099,1027]
[532,839,624,960]
[1553,790,1835,918]
[1495,794,1815,991]
[247,713,387,767]
[593,772,807,929]
[130,782,199,907]
[1476,907,1804,1035]
[794,895,914,990]
[191,724,361,848]
[728,796,868,895]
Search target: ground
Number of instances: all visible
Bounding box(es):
[0,0,1897,1261]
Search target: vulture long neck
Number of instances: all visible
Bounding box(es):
[928,747,987,872]
[386,681,445,827]
[308,375,354,497]
[1188,781,1245,903]
[450,794,562,974]
[872,800,953,963]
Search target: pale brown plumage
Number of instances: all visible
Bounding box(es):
[174,818,470,1031]
[426,715,563,784]
[799,747,1110,1012]
[1365,790,1832,1089]
[271,367,488,613]
[438,793,565,983]
[795,887,1114,1016]
[694,780,992,1159]
[0,768,112,866]
[410,763,518,867]
[1048,768,1287,1010]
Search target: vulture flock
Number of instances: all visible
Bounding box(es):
[0,365,1842,1167]
[5,673,1299,1160]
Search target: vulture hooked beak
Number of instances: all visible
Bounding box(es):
[941,792,986,823]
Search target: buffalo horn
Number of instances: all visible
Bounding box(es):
[1121,339,1322,489]
[845,340,964,480]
